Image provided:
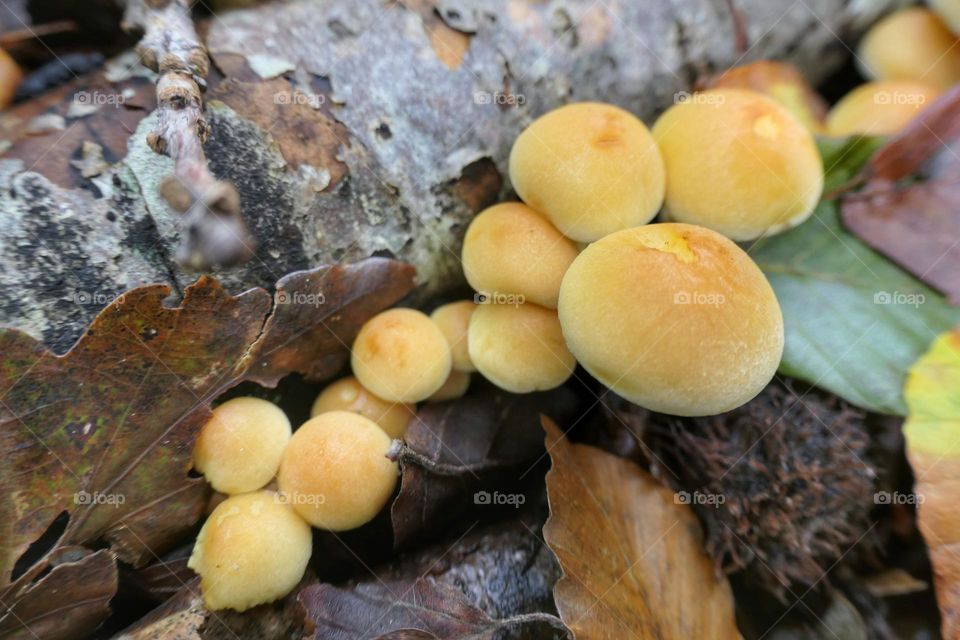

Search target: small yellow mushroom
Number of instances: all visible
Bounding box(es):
[192,397,291,495]
[277,411,398,531]
[311,376,413,439]
[188,491,312,611]
[857,8,960,90]
[468,302,575,394]
[351,308,452,403]
[430,301,477,372]
[509,102,666,242]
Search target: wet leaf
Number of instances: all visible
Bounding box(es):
[902,328,960,639]
[751,137,960,415]
[390,382,579,548]
[541,418,741,639]
[0,258,413,639]
[842,86,960,304]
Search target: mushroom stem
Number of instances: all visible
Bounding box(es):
[123,0,254,270]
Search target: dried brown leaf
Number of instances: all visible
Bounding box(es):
[842,86,960,304]
[542,417,741,640]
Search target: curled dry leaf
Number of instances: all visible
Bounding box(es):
[390,382,580,548]
[541,417,741,639]
[0,258,413,639]
[842,86,960,304]
[902,328,960,639]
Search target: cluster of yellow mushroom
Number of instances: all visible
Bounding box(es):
[818,5,960,138]
[189,392,403,611]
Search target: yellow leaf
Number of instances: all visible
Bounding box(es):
[903,328,960,639]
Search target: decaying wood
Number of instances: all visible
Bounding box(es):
[0,0,907,354]
[122,0,253,269]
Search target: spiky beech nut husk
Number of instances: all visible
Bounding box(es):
[646,380,876,597]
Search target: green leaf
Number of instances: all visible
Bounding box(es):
[749,138,960,415]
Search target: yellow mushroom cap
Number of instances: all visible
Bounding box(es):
[351,308,452,403]
[652,88,823,241]
[461,203,579,309]
[857,8,960,90]
[558,223,783,416]
[192,397,292,495]
[468,302,575,394]
[277,411,398,531]
[827,80,942,137]
[427,369,471,402]
[188,491,312,611]
[930,0,960,35]
[509,102,666,242]
[311,376,413,439]
[430,301,477,372]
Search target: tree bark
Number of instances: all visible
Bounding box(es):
[0,0,905,354]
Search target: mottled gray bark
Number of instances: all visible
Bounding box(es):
[0,0,905,354]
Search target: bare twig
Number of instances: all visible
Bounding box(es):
[123,0,254,270]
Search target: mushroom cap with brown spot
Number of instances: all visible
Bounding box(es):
[509,102,665,242]
[277,411,398,531]
[188,491,312,611]
[558,223,783,416]
[351,308,452,403]
[652,88,823,241]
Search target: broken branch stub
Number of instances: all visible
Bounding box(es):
[124,0,253,270]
